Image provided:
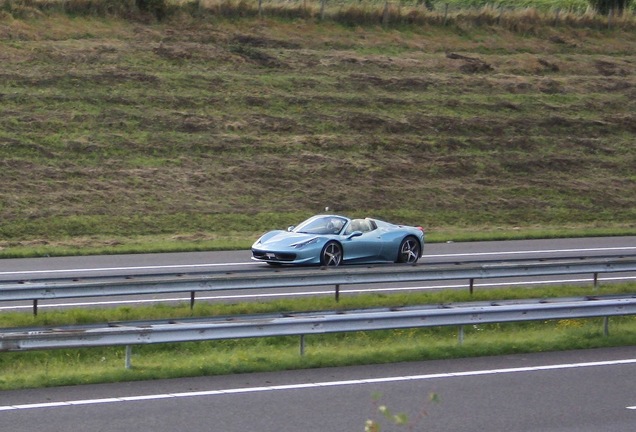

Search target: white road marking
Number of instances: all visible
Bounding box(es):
[425,246,636,258]
[1,275,635,312]
[1,358,635,412]
[0,262,257,277]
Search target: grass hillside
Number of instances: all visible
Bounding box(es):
[0,2,635,256]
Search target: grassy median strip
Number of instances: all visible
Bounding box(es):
[1,283,635,390]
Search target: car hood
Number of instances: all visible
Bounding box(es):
[253,231,322,249]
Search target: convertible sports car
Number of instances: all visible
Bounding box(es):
[251,214,425,266]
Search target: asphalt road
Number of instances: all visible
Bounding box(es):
[1,236,635,311]
[1,238,635,431]
[1,347,635,431]
[2,236,636,278]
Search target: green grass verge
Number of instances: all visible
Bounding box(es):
[1,282,634,390]
[1,223,635,259]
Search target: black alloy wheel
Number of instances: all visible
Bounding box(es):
[397,236,420,264]
[321,242,343,267]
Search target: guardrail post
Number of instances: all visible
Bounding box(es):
[300,335,305,356]
[190,291,195,309]
[33,299,38,316]
[458,325,464,345]
[125,345,132,369]
[382,1,390,27]
[469,278,474,295]
[593,273,599,290]
[603,317,609,336]
[335,284,340,302]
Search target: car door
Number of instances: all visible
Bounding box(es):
[341,222,383,263]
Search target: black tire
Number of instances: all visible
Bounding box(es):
[320,241,343,267]
[397,236,421,264]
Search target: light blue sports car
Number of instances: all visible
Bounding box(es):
[251,214,425,266]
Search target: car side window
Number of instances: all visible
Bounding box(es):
[345,219,375,235]
[360,219,376,232]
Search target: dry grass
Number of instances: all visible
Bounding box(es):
[0,5,635,254]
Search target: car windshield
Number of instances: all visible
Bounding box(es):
[293,216,347,235]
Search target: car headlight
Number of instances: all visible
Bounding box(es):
[291,237,319,248]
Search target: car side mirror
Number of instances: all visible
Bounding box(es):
[287,226,295,232]
[347,231,363,239]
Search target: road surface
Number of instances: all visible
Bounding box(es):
[1,347,635,431]
[1,236,634,311]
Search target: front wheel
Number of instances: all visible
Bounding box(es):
[320,242,343,267]
[397,236,421,264]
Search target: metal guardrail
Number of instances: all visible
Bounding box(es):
[1,295,635,368]
[1,256,636,315]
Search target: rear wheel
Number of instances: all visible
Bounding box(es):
[397,236,420,264]
[320,242,343,267]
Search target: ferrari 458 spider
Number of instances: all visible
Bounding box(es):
[251,214,425,266]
